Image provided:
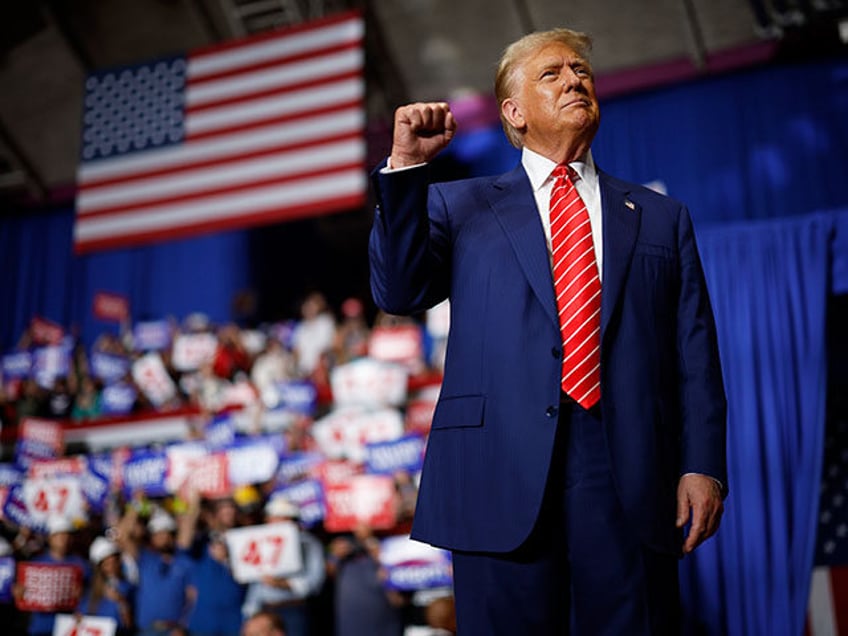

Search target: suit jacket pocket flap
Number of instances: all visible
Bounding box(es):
[431,395,486,430]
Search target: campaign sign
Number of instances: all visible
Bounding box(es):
[90,351,130,384]
[275,452,324,486]
[0,463,24,487]
[226,438,281,487]
[204,414,237,450]
[29,457,87,480]
[16,418,63,468]
[379,535,452,591]
[53,614,117,636]
[179,453,230,498]
[2,351,32,379]
[92,291,129,323]
[323,474,398,532]
[122,448,169,497]
[368,325,424,366]
[22,477,86,527]
[30,317,64,346]
[365,434,425,476]
[0,556,14,602]
[133,320,172,352]
[225,521,302,584]
[163,443,207,494]
[32,346,71,389]
[313,406,404,463]
[15,562,83,611]
[275,380,317,415]
[405,397,438,435]
[132,353,177,407]
[80,466,110,514]
[330,358,408,408]
[100,382,137,415]
[171,333,218,372]
[315,460,360,487]
[273,479,325,527]
[2,485,36,529]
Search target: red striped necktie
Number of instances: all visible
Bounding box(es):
[549,164,601,409]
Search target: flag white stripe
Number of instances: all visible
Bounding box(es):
[79,108,363,183]
[188,19,364,78]
[187,49,362,106]
[808,566,837,636]
[78,138,364,212]
[75,169,365,242]
[186,77,363,135]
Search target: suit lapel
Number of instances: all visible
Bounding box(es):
[486,165,559,328]
[599,171,641,340]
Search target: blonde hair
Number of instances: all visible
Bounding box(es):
[494,29,593,148]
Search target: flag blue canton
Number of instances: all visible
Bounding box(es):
[815,415,848,566]
[81,56,187,161]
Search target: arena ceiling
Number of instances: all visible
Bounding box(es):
[0,0,843,206]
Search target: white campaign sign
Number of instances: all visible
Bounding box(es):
[330,358,408,408]
[224,521,302,584]
[132,353,177,407]
[171,333,218,372]
[53,614,117,636]
[312,406,404,463]
[22,476,86,526]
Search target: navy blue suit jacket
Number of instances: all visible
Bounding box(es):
[369,160,727,556]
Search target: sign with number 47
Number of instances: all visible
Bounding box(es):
[224,521,302,584]
[53,614,117,636]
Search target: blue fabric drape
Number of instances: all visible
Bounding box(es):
[680,214,831,635]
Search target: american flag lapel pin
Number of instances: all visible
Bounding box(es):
[624,199,636,211]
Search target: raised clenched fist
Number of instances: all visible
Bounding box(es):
[390,102,457,168]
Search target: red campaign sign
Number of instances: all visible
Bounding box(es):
[316,460,360,487]
[323,474,398,533]
[19,418,64,453]
[405,398,437,435]
[92,291,130,322]
[180,453,230,498]
[15,562,83,611]
[29,316,64,346]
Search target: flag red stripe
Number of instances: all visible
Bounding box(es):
[189,10,362,60]
[185,98,362,141]
[188,41,360,87]
[80,130,362,191]
[832,566,848,633]
[74,194,365,254]
[186,69,361,114]
[79,161,365,219]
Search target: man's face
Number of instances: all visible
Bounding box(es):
[503,41,600,160]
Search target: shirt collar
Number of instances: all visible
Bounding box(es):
[521,146,597,192]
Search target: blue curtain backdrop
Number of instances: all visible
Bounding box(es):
[679,213,836,635]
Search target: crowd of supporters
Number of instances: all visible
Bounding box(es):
[0,292,455,636]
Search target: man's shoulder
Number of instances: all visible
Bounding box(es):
[432,164,526,196]
[599,171,686,211]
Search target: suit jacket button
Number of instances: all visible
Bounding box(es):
[546,406,558,418]
[551,347,561,359]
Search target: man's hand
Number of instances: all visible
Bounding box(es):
[390,102,457,168]
[676,473,724,554]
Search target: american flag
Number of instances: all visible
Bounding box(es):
[807,413,848,635]
[74,11,366,253]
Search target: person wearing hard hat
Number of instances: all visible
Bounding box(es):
[241,496,325,636]
[78,536,135,634]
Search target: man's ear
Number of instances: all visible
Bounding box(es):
[501,98,525,131]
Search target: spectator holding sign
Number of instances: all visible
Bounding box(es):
[116,505,193,636]
[78,536,135,634]
[241,496,325,636]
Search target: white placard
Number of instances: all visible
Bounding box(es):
[226,444,280,486]
[22,476,86,527]
[171,333,218,372]
[164,443,208,493]
[53,614,117,636]
[224,521,302,583]
[330,358,408,408]
[312,406,404,463]
[132,353,177,407]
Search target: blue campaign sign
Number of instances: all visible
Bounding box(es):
[274,478,325,527]
[100,382,138,415]
[90,351,130,384]
[2,351,31,379]
[2,485,36,530]
[380,535,453,592]
[365,434,426,476]
[31,346,71,388]
[275,452,324,485]
[0,463,23,488]
[82,465,111,513]
[0,557,14,602]
[122,449,169,497]
[133,320,172,352]
[275,380,317,415]
[205,414,236,450]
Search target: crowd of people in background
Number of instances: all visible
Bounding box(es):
[0,292,456,636]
